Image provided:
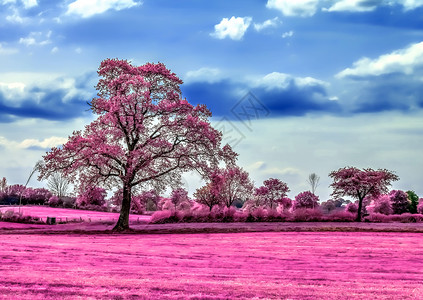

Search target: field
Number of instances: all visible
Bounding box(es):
[0,206,150,224]
[1,206,423,299]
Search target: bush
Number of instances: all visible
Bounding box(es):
[48,195,63,207]
[292,208,324,222]
[326,211,355,222]
[345,202,358,213]
[150,210,176,224]
[373,195,393,215]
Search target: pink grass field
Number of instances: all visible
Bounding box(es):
[1,206,423,299]
[0,232,422,299]
[0,206,150,224]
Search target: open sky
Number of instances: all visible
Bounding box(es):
[1,0,422,201]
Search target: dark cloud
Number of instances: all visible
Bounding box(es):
[345,73,423,114]
[0,73,96,123]
[182,78,342,119]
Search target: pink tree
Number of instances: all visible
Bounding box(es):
[389,190,410,214]
[215,166,253,208]
[194,172,225,211]
[294,191,319,210]
[170,188,189,210]
[329,167,399,221]
[39,59,224,231]
[254,178,290,209]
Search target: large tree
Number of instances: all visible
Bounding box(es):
[39,59,223,231]
[329,167,399,221]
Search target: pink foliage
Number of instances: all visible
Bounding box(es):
[345,202,358,213]
[389,190,410,214]
[170,188,189,210]
[372,195,393,215]
[294,191,319,210]
[22,188,52,205]
[39,59,225,230]
[418,199,423,214]
[76,186,107,208]
[252,178,290,209]
[48,195,63,207]
[330,167,398,221]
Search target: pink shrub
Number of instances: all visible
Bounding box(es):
[76,186,107,208]
[365,213,393,223]
[373,195,393,215]
[48,195,63,207]
[345,202,358,213]
[292,208,323,222]
[150,210,175,224]
[326,211,355,222]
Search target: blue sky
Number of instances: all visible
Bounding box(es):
[1,0,423,200]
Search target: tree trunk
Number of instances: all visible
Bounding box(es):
[356,196,364,222]
[113,185,132,231]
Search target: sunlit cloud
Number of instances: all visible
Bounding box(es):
[211,16,252,40]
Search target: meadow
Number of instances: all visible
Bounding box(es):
[1,206,423,299]
[0,231,422,299]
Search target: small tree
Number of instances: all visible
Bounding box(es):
[254,178,290,209]
[217,166,254,208]
[329,167,399,221]
[194,172,224,211]
[406,190,419,214]
[307,173,320,194]
[389,190,410,214]
[47,173,70,198]
[294,191,319,210]
[170,188,189,210]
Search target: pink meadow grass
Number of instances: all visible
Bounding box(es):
[0,232,422,299]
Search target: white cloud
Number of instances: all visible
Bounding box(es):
[253,17,280,32]
[0,43,18,55]
[66,0,141,18]
[75,47,82,54]
[51,47,59,54]
[325,0,378,12]
[185,67,222,83]
[402,0,423,10]
[337,41,423,78]
[19,137,67,149]
[5,9,24,23]
[281,30,294,38]
[266,0,319,17]
[211,16,252,40]
[19,32,51,47]
[21,0,37,9]
[253,72,328,90]
[0,82,26,101]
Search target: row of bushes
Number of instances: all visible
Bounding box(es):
[150,207,357,224]
[150,206,423,224]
